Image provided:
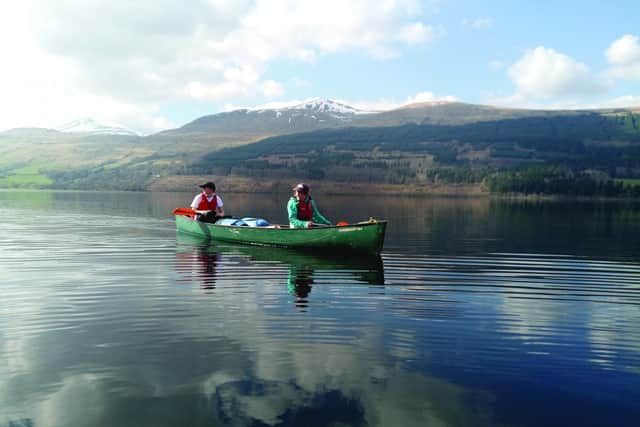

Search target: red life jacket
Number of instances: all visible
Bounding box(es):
[297,197,313,221]
[197,192,218,211]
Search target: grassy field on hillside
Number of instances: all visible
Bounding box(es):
[615,178,640,186]
[0,173,53,188]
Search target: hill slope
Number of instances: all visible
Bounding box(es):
[57,118,140,136]
[159,99,639,138]
[159,98,372,138]
[2,100,640,195]
[187,110,640,196]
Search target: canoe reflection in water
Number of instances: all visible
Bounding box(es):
[288,265,314,308]
[176,232,384,298]
[175,240,220,292]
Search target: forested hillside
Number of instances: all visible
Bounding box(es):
[2,102,639,196]
[187,112,640,196]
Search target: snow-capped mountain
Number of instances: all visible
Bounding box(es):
[250,97,377,116]
[164,97,506,138]
[57,118,140,136]
[168,98,381,137]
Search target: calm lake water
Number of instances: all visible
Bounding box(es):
[1,190,639,427]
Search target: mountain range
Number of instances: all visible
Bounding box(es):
[159,98,376,138]
[1,98,639,194]
[0,118,140,137]
[164,97,633,139]
[56,118,140,136]
[2,97,638,139]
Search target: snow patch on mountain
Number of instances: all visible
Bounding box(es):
[57,118,140,136]
[246,97,379,116]
[286,98,373,115]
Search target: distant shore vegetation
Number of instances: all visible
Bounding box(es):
[1,104,639,197]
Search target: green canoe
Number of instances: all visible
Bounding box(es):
[174,213,387,253]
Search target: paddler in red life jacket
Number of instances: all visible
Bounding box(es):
[190,181,224,223]
[287,183,332,228]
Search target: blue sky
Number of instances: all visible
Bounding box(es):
[1,0,638,134]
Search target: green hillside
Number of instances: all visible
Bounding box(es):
[189,112,640,196]
[0,129,257,190]
[2,102,639,196]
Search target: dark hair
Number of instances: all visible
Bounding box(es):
[292,183,309,193]
[199,182,216,191]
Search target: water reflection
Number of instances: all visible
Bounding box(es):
[176,242,220,291]
[288,265,313,308]
[2,191,640,426]
[176,232,385,303]
[215,381,366,427]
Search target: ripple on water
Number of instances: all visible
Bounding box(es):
[2,202,640,426]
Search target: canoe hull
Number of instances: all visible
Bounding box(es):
[174,215,386,253]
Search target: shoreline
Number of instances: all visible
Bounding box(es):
[147,175,490,197]
[2,174,639,202]
[147,175,640,201]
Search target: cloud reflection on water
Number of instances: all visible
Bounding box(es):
[2,191,640,426]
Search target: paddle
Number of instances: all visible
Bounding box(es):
[173,207,197,216]
[309,221,349,227]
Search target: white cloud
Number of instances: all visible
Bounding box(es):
[463,17,493,30]
[606,34,640,80]
[1,0,436,133]
[339,91,457,111]
[151,116,177,131]
[507,47,606,100]
[590,95,640,109]
[292,78,310,88]
[606,34,640,65]
[485,94,640,111]
[261,80,285,98]
[398,22,435,45]
[183,65,261,100]
[406,91,457,104]
[291,48,317,63]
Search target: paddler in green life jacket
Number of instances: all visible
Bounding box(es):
[287,183,332,228]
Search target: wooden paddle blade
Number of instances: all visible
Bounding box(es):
[172,207,196,216]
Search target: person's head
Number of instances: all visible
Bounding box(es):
[199,182,216,196]
[292,183,309,200]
